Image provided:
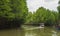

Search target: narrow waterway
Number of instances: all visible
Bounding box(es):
[0,26,60,36]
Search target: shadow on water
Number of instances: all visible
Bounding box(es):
[0,28,25,36]
[0,25,60,36]
[0,25,24,36]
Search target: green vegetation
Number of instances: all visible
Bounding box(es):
[57,0,60,21]
[25,0,60,27]
[0,0,60,28]
[25,7,58,26]
[0,0,60,36]
[0,0,28,28]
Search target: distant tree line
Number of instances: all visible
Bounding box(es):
[25,0,60,26]
[25,7,58,26]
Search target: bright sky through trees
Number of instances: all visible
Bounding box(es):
[27,0,59,12]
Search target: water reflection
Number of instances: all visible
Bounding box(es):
[24,28,44,36]
[0,27,60,36]
[52,31,57,36]
[25,30,37,36]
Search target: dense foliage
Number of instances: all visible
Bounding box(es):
[25,0,60,26]
[57,0,60,20]
[57,0,60,24]
[0,0,28,28]
[25,7,58,26]
[0,0,60,29]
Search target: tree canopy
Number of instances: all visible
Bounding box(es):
[0,0,28,28]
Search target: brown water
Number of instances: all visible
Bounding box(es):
[0,27,60,36]
[0,29,22,36]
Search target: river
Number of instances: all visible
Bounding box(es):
[0,26,60,36]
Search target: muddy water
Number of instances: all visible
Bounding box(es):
[0,27,60,36]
